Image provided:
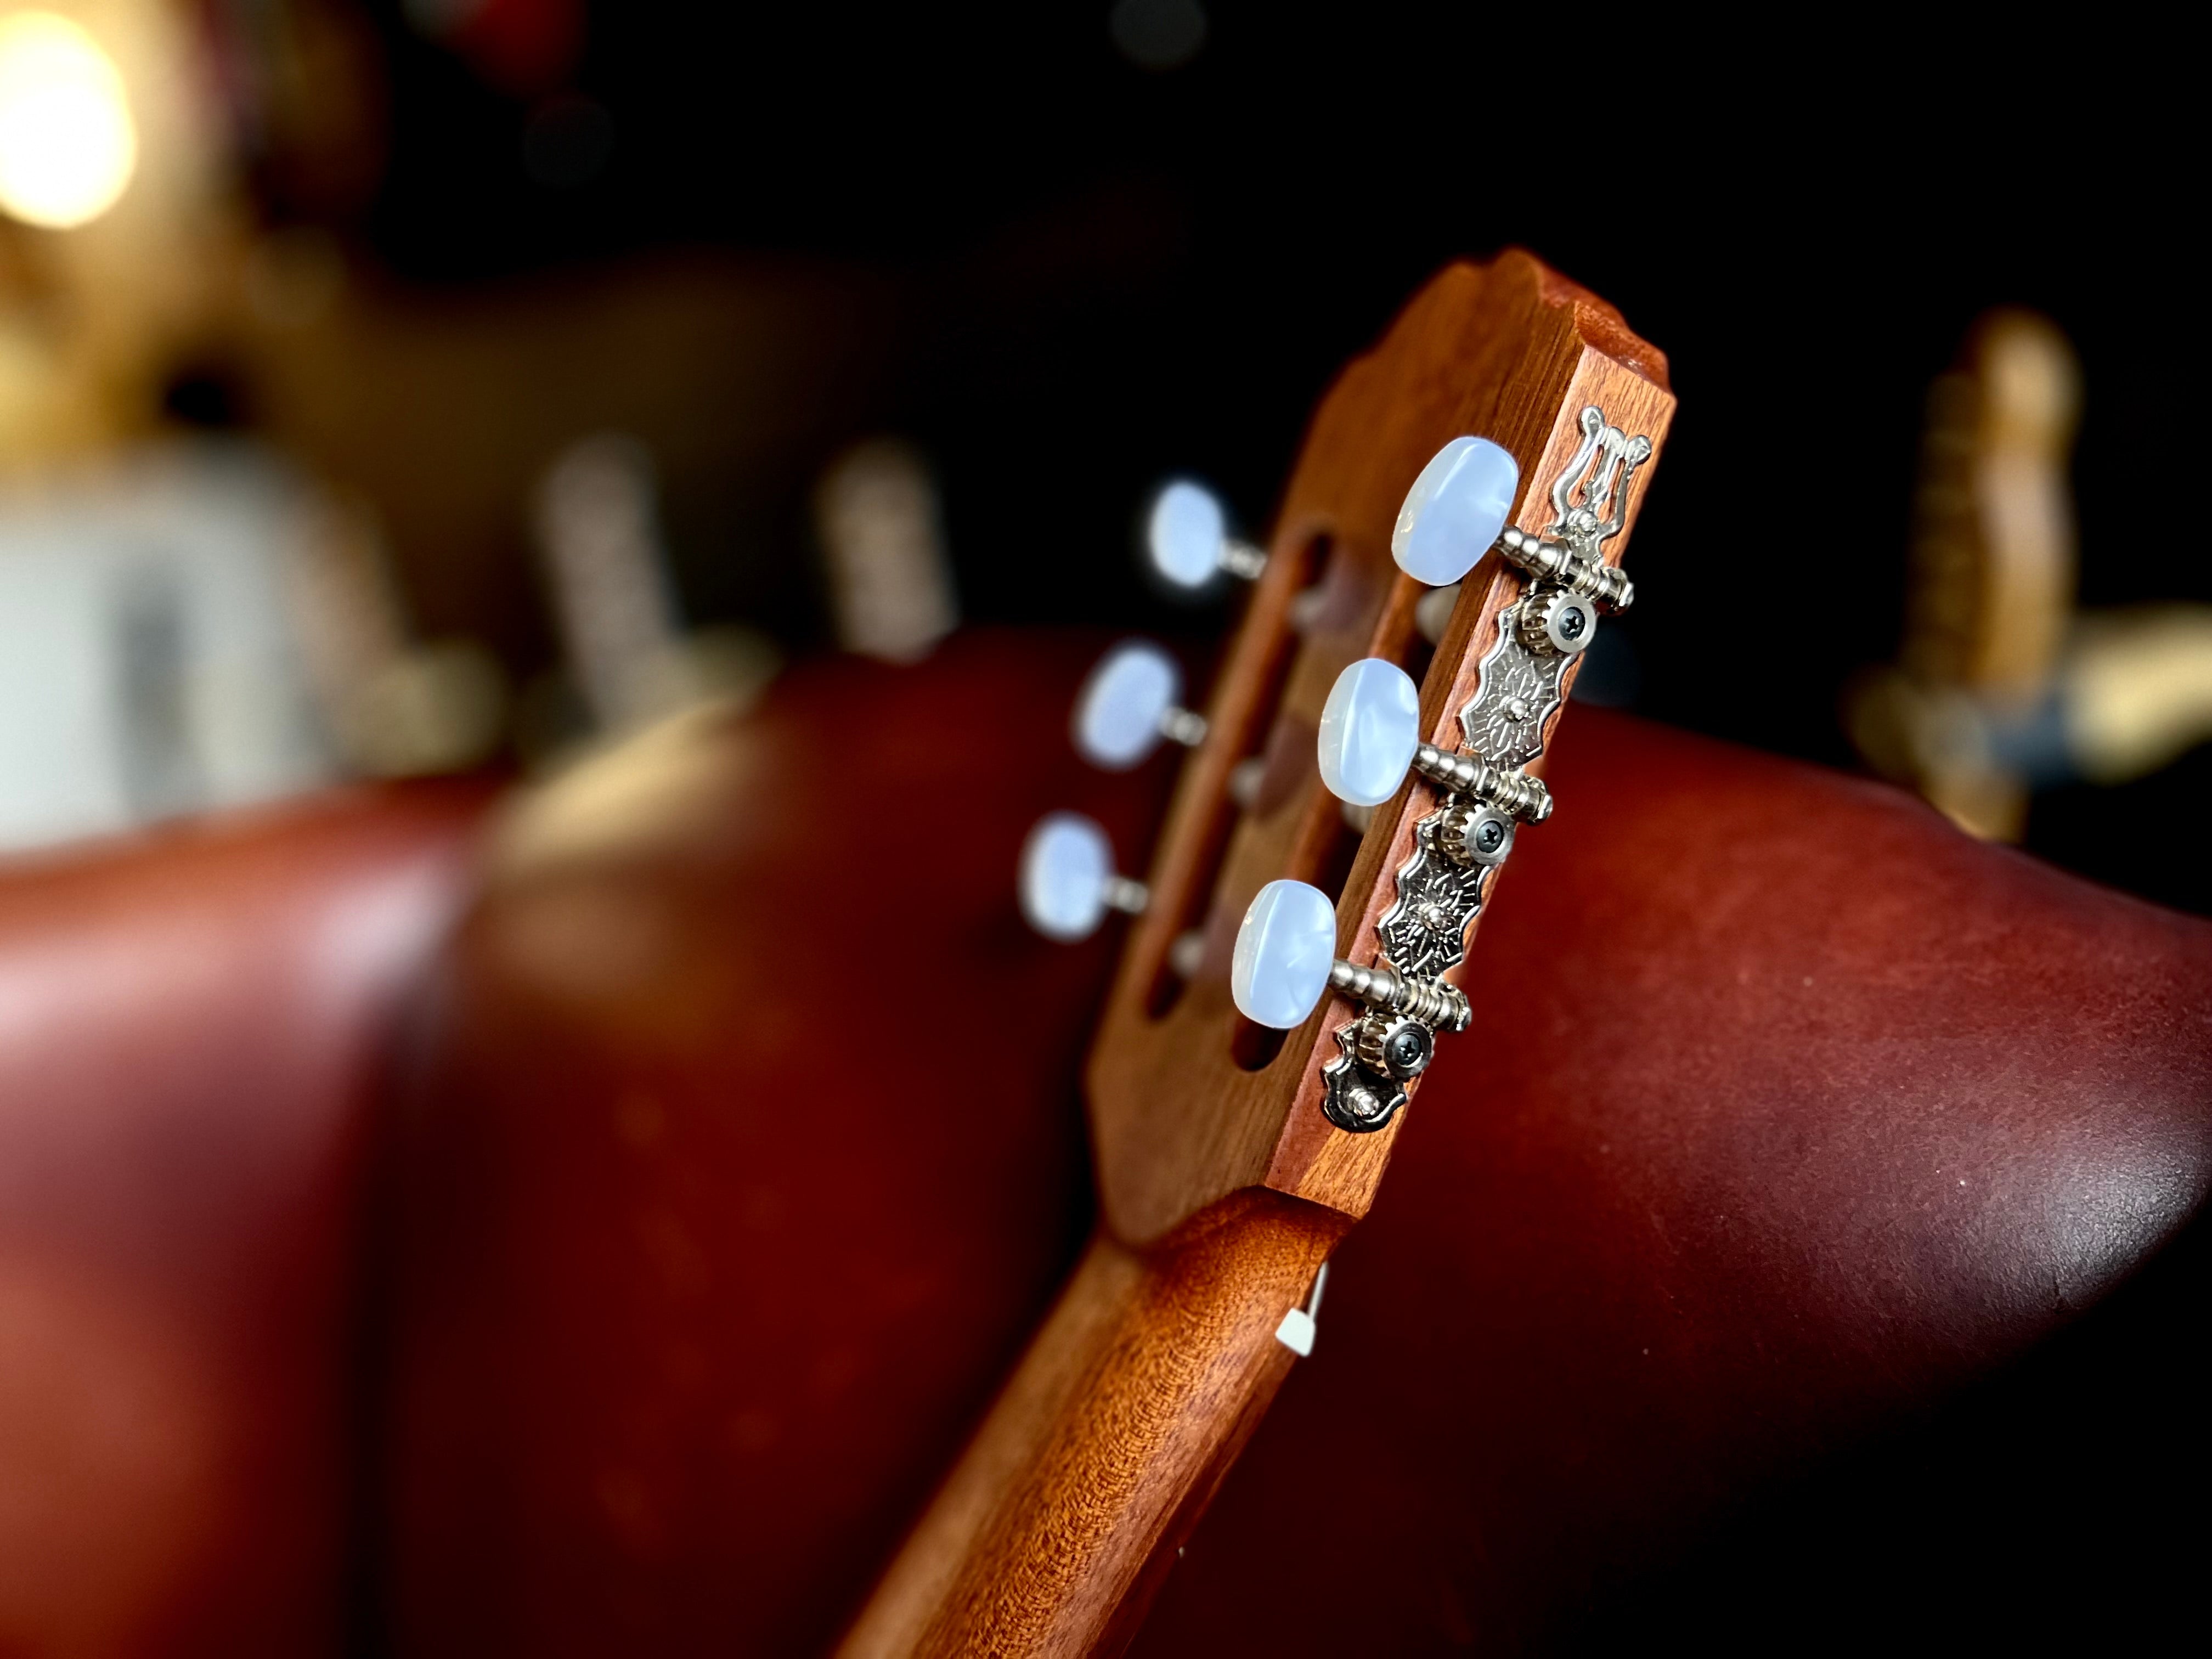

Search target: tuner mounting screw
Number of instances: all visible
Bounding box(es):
[1355,1011,1435,1081]
[1436,802,1516,868]
[1519,589,1598,657]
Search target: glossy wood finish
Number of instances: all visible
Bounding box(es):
[1091,251,1674,1248]
[839,1194,1344,1659]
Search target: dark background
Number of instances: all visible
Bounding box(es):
[335,2,2198,907]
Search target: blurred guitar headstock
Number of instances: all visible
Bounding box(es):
[1022,251,1674,1245]
[1851,309,2212,842]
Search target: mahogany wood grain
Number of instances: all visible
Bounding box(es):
[837,1193,1345,1659]
[1089,251,1675,1247]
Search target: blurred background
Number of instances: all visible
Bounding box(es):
[0,0,2201,901]
[3,8,2208,1655]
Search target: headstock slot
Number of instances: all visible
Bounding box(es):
[1087,253,1673,1248]
[1139,527,1336,1022]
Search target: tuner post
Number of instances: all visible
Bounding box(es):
[1326,960,1470,1032]
[1494,526,1636,613]
[1409,743,1553,822]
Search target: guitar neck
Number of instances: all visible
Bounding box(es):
[837,1193,1344,1657]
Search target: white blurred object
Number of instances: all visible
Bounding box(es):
[531,433,781,763]
[0,444,338,850]
[534,432,687,731]
[815,437,957,663]
[284,495,507,778]
[1145,477,1265,591]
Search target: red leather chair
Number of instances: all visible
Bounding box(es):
[3,632,2207,1655]
[385,632,2212,1654]
[0,781,491,1656]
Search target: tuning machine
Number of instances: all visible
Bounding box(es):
[1313,658,1552,834]
[1229,879,1468,1035]
[1073,639,1208,770]
[1018,812,1147,941]
[1146,479,1268,592]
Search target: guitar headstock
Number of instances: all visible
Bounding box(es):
[1025,251,1674,1245]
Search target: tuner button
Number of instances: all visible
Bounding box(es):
[1318,658,1421,807]
[1019,812,1146,941]
[1391,436,1519,586]
[1148,479,1267,590]
[1149,480,1226,588]
[1074,640,1204,769]
[1231,878,1338,1029]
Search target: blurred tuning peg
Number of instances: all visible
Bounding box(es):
[1073,639,1208,770]
[1231,878,1469,1042]
[1313,657,1553,856]
[1019,811,1148,941]
[1391,436,1520,585]
[1147,479,1268,591]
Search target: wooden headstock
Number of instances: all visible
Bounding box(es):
[1090,250,1674,1244]
[844,250,1674,1658]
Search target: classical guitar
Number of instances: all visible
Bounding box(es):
[837,249,1674,1656]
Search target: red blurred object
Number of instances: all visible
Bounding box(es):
[1,633,2206,1654]
[426,0,585,98]
[384,633,2212,1652]
[0,781,492,1656]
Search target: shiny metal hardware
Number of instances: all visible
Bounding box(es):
[1409,743,1553,821]
[1218,540,1269,581]
[1435,800,1515,867]
[1518,588,1599,657]
[1327,958,1471,1031]
[1354,1010,1435,1080]
[1318,959,1471,1134]
[1492,405,1647,614]
[1319,400,1652,1137]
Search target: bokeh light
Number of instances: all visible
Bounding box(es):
[0,10,137,229]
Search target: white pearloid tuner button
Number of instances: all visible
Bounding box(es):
[1019,812,1147,941]
[1073,639,1208,770]
[1314,657,1553,838]
[1231,878,1470,1035]
[1147,479,1268,591]
[1392,436,1519,586]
